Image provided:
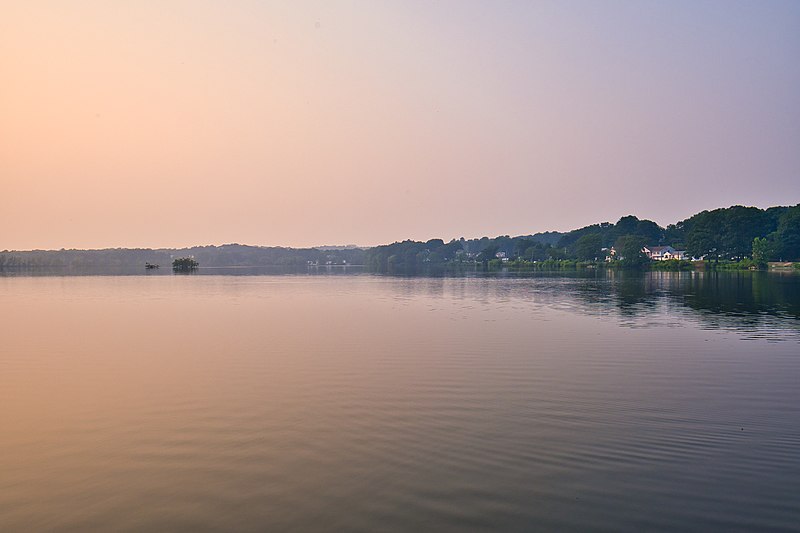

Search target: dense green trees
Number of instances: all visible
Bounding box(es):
[682,205,793,261]
[555,215,665,255]
[363,204,800,273]
[751,238,771,267]
[774,206,800,260]
[614,235,649,268]
[574,233,603,261]
[611,216,663,245]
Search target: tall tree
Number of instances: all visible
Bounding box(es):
[615,235,649,268]
[574,233,603,261]
[751,237,772,266]
[686,210,723,260]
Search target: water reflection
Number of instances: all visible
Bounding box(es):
[575,271,799,338]
[2,269,797,338]
[362,271,800,340]
[1,272,798,531]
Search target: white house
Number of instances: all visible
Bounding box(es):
[642,246,688,261]
[662,249,688,260]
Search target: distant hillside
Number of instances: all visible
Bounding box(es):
[2,204,798,271]
[0,244,365,269]
[314,245,365,251]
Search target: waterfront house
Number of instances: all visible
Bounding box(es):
[643,246,673,260]
[643,246,688,261]
[662,249,688,260]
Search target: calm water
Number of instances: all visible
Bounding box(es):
[1,271,799,532]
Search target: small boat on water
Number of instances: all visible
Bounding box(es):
[145,262,159,269]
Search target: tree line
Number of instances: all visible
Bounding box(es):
[2,204,798,272]
[365,204,800,273]
[0,244,365,269]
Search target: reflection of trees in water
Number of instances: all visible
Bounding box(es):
[8,268,795,338]
[388,270,800,338]
[605,270,658,316]
[378,271,799,333]
[635,271,800,319]
[671,272,799,336]
[567,270,800,336]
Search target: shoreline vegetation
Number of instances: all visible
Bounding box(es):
[172,257,199,272]
[2,204,798,274]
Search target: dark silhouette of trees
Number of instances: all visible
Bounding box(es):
[574,233,603,261]
[774,206,800,261]
[615,235,649,269]
[172,257,199,271]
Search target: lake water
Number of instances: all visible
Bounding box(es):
[1,271,799,532]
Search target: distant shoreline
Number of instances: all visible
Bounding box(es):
[2,204,798,273]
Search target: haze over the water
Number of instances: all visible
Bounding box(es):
[2,1,799,250]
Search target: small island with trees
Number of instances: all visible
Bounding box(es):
[172,257,199,272]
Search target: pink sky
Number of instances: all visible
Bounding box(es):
[2,1,799,250]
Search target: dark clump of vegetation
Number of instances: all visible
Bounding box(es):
[172,257,199,272]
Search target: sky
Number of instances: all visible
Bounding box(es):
[2,0,799,250]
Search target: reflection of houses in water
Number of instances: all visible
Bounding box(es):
[572,270,800,334]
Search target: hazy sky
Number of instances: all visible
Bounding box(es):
[2,1,799,249]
